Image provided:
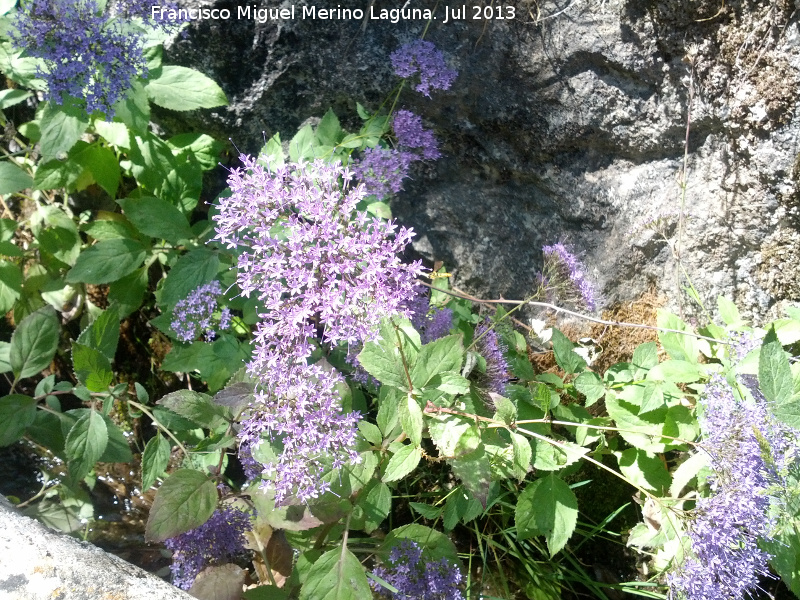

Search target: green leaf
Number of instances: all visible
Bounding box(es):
[128,132,176,192]
[631,342,658,377]
[93,119,130,149]
[428,414,480,459]
[551,329,587,374]
[409,502,443,520]
[77,306,119,361]
[0,260,22,314]
[65,239,146,285]
[142,432,170,491]
[167,133,223,171]
[315,109,343,146]
[398,394,423,447]
[71,142,120,198]
[71,343,113,392]
[383,523,460,565]
[0,394,37,446]
[429,372,471,395]
[118,196,193,243]
[32,204,81,266]
[717,296,743,327]
[638,380,665,415]
[108,266,148,318]
[10,306,59,379]
[0,161,33,195]
[65,410,108,481]
[145,469,218,542]
[762,326,798,428]
[357,420,382,446]
[33,157,83,190]
[616,448,671,493]
[531,438,588,471]
[158,248,220,307]
[299,547,371,600]
[411,334,464,389]
[361,481,391,533]
[157,389,226,429]
[112,80,150,134]
[289,124,316,162]
[491,394,516,425]
[0,88,31,109]
[144,66,228,111]
[646,360,703,384]
[657,310,698,363]
[604,394,670,452]
[382,445,422,482]
[100,418,133,463]
[573,371,604,407]
[515,473,578,556]
[39,100,90,158]
[510,431,532,480]
[358,319,419,390]
[0,342,10,373]
[449,446,492,507]
[366,201,391,220]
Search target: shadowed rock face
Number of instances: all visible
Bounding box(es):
[161,0,800,320]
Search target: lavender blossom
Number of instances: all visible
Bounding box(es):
[422,308,454,344]
[668,374,798,600]
[372,540,464,600]
[540,243,597,311]
[164,506,251,590]
[390,40,458,97]
[10,0,181,116]
[214,156,424,504]
[473,320,509,396]
[393,110,441,160]
[170,281,231,343]
[351,147,415,199]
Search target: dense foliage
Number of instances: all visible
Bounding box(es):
[1,2,800,600]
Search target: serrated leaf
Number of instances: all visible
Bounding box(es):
[399,394,423,446]
[449,446,491,507]
[430,372,470,395]
[551,329,586,374]
[0,88,31,109]
[657,310,698,363]
[213,382,254,420]
[382,445,421,482]
[646,360,703,384]
[362,481,391,533]
[289,124,316,163]
[491,393,516,425]
[315,109,342,146]
[515,473,578,556]
[409,502,443,520]
[10,306,59,379]
[428,414,480,459]
[510,431,532,480]
[669,452,708,498]
[0,161,33,195]
[65,410,108,480]
[145,469,218,542]
[144,65,228,111]
[65,239,146,285]
[0,342,12,373]
[531,438,588,471]
[39,100,89,158]
[71,343,113,392]
[299,547,370,600]
[0,260,22,314]
[616,448,671,493]
[358,420,382,446]
[108,266,148,318]
[71,142,120,197]
[158,248,220,307]
[118,196,193,243]
[574,371,604,406]
[93,119,130,149]
[762,326,797,428]
[717,296,743,327]
[76,306,119,361]
[411,334,464,389]
[0,394,37,446]
[639,380,665,415]
[157,389,226,429]
[142,433,170,491]
[382,524,460,565]
[631,342,658,378]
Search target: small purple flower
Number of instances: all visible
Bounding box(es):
[170,281,231,343]
[352,147,415,199]
[390,40,458,97]
[393,110,441,160]
[422,308,454,344]
[540,243,597,311]
[473,320,509,396]
[164,506,251,590]
[372,540,463,600]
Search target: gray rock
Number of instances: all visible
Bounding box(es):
[0,494,190,600]
[159,0,800,321]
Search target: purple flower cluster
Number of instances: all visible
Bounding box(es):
[540,243,597,311]
[170,281,231,343]
[393,110,442,160]
[214,156,424,504]
[406,287,453,344]
[668,374,797,600]
[390,40,458,97]
[372,540,464,600]
[10,0,181,116]
[474,321,509,396]
[351,147,415,199]
[164,506,251,590]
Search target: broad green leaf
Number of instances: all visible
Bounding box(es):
[0,394,37,446]
[289,124,316,162]
[10,306,59,379]
[72,142,120,197]
[128,132,176,192]
[357,420,382,446]
[0,260,21,314]
[366,201,391,220]
[762,326,798,428]
[71,343,113,392]
[382,523,460,565]
[669,452,708,498]
[409,502,443,520]
[299,547,370,600]
[510,431,532,480]
[315,109,343,146]
[32,204,81,266]
[118,196,193,243]
[65,409,108,481]
[551,328,587,374]
[112,80,150,134]
[638,380,665,415]
[449,446,492,507]
[158,248,220,307]
[515,473,578,556]
[77,306,119,361]
[0,161,32,195]
[100,418,133,463]
[646,360,703,384]
[142,432,170,491]
[167,133,223,170]
[358,319,417,390]
[398,394,423,447]
[382,445,422,482]
[259,133,285,169]
[0,89,31,109]
[616,448,671,493]
[361,481,391,533]
[717,296,743,327]
[93,119,130,149]
[157,389,226,429]
[429,372,471,395]
[108,266,148,318]
[410,334,464,389]
[428,414,480,459]
[531,438,588,471]
[574,371,604,406]
[144,66,228,111]
[39,100,89,158]
[605,393,670,453]
[491,394,516,425]
[657,310,698,363]
[0,342,10,373]
[33,157,83,190]
[145,469,218,542]
[631,342,658,377]
[65,239,146,285]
